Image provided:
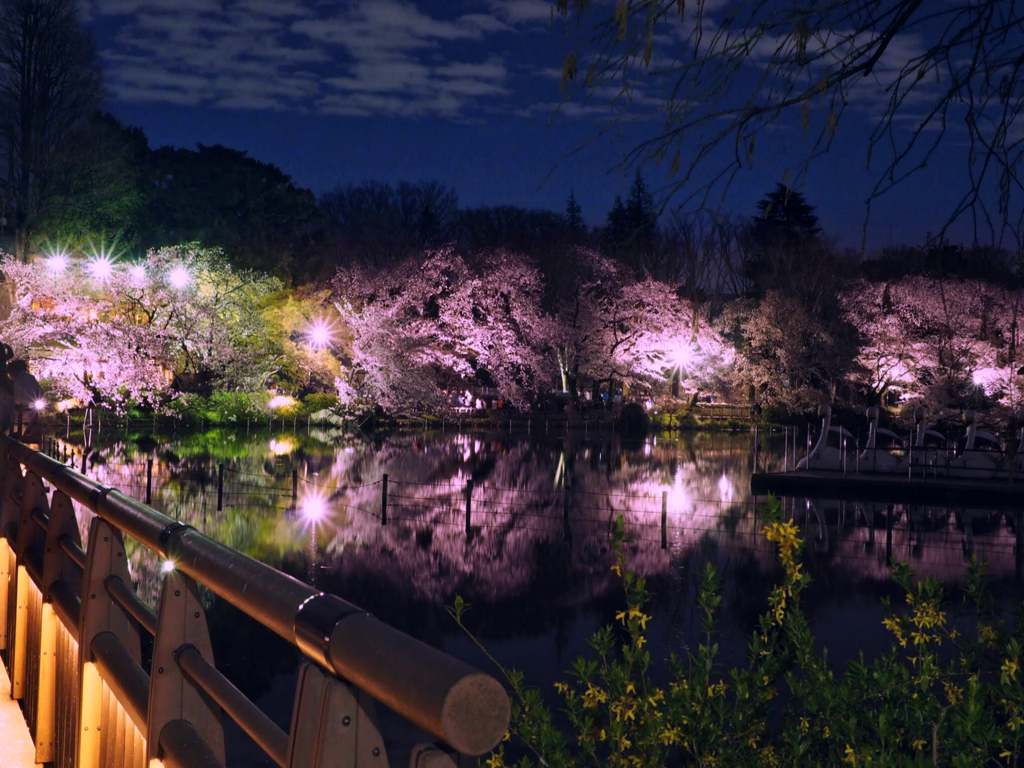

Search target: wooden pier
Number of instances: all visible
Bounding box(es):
[751,470,1024,509]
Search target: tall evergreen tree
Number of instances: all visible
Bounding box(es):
[0,0,103,260]
[566,189,583,240]
[602,195,629,246]
[749,183,821,246]
[625,170,657,239]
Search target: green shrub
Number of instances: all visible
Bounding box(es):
[303,393,340,414]
[206,392,270,424]
[451,497,1024,767]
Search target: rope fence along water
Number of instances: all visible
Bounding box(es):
[40,456,1020,561]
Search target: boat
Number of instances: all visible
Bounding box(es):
[899,406,949,478]
[857,406,904,473]
[796,405,855,471]
[948,410,1004,479]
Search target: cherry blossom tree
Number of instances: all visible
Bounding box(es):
[1,244,284,408]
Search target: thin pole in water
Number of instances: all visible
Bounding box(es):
[217,463,224,511]
[661,491,668,550]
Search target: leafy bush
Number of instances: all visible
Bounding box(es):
[303,393,340,414]
[205,392,271,424]
[451,497,1024,767]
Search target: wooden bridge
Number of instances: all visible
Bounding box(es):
[0,433,509,767]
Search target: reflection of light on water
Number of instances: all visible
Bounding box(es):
[269,437,294,456]
[663,465,688,514]
[299,492,328,525]
[718,473,733,502]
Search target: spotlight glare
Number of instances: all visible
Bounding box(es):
[161,560,175,573]
[47,254,68,274]
[168,267,190,289]
[300,494,328,524]
[129,264,146,281]
[88,256,114,281]
[308,320,331,349]
[32,398,46,411]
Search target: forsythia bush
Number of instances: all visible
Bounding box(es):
[450,496,1024,767]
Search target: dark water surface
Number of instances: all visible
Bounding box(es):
[48,426,1024,766]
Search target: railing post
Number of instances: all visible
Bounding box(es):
[77,517,142,768]
[0,445,23,653]
[41,489,83,767]
[147,570,225,767]
[217,463,224,512]
[286,662,388,768]
[12,470,48,702]
[380,474,388,526]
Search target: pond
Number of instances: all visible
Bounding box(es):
[44,424,1024,766]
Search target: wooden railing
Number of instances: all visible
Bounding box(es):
[0,434,509,768]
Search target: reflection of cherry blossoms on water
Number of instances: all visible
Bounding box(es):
[48,429,1021,614]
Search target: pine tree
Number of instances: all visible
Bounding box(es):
[625,170,657,237]
[566,189,583,240]
[603,195,629,246]
[750,183,821,245]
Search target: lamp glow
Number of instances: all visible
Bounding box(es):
[32,398,45,412]
[47,254,68,274]
[268,395,296,411]
[168,267,190,289]
[308,320,332,349]
[129,264,146,281]
[161,560,175,573]
[672,343,693,369]
[88,256,114,281]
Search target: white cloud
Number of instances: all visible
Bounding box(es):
[94,0,564,117]
[487,0,553,25]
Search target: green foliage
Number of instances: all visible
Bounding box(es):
[138,144,317,276]
[451,496,1024,767]
[303,393,340,413]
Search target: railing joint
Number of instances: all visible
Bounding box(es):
[293,593,367,672]
[158,520,196,559]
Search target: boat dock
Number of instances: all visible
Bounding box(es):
[751,470,1024,509]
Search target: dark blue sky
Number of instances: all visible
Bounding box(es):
[84,0,992,251]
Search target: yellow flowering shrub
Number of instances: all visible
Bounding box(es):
[448,496,1024,767]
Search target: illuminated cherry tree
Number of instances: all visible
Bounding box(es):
[1,245,283,407]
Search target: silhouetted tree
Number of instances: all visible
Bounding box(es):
[140,144,317,276]
[455,205,565,257]
[602,195,629,248]
[565,189,583,241]
[318,179,458,269]
[0,0,103,260]
[625,170,657,250]
[38,113,145,252]
[742,184,827,300]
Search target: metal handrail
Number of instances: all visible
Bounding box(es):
[1,434,510,756]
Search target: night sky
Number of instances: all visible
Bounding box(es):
[83,0,989,251]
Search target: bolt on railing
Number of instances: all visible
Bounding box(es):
[0,434,509,768]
